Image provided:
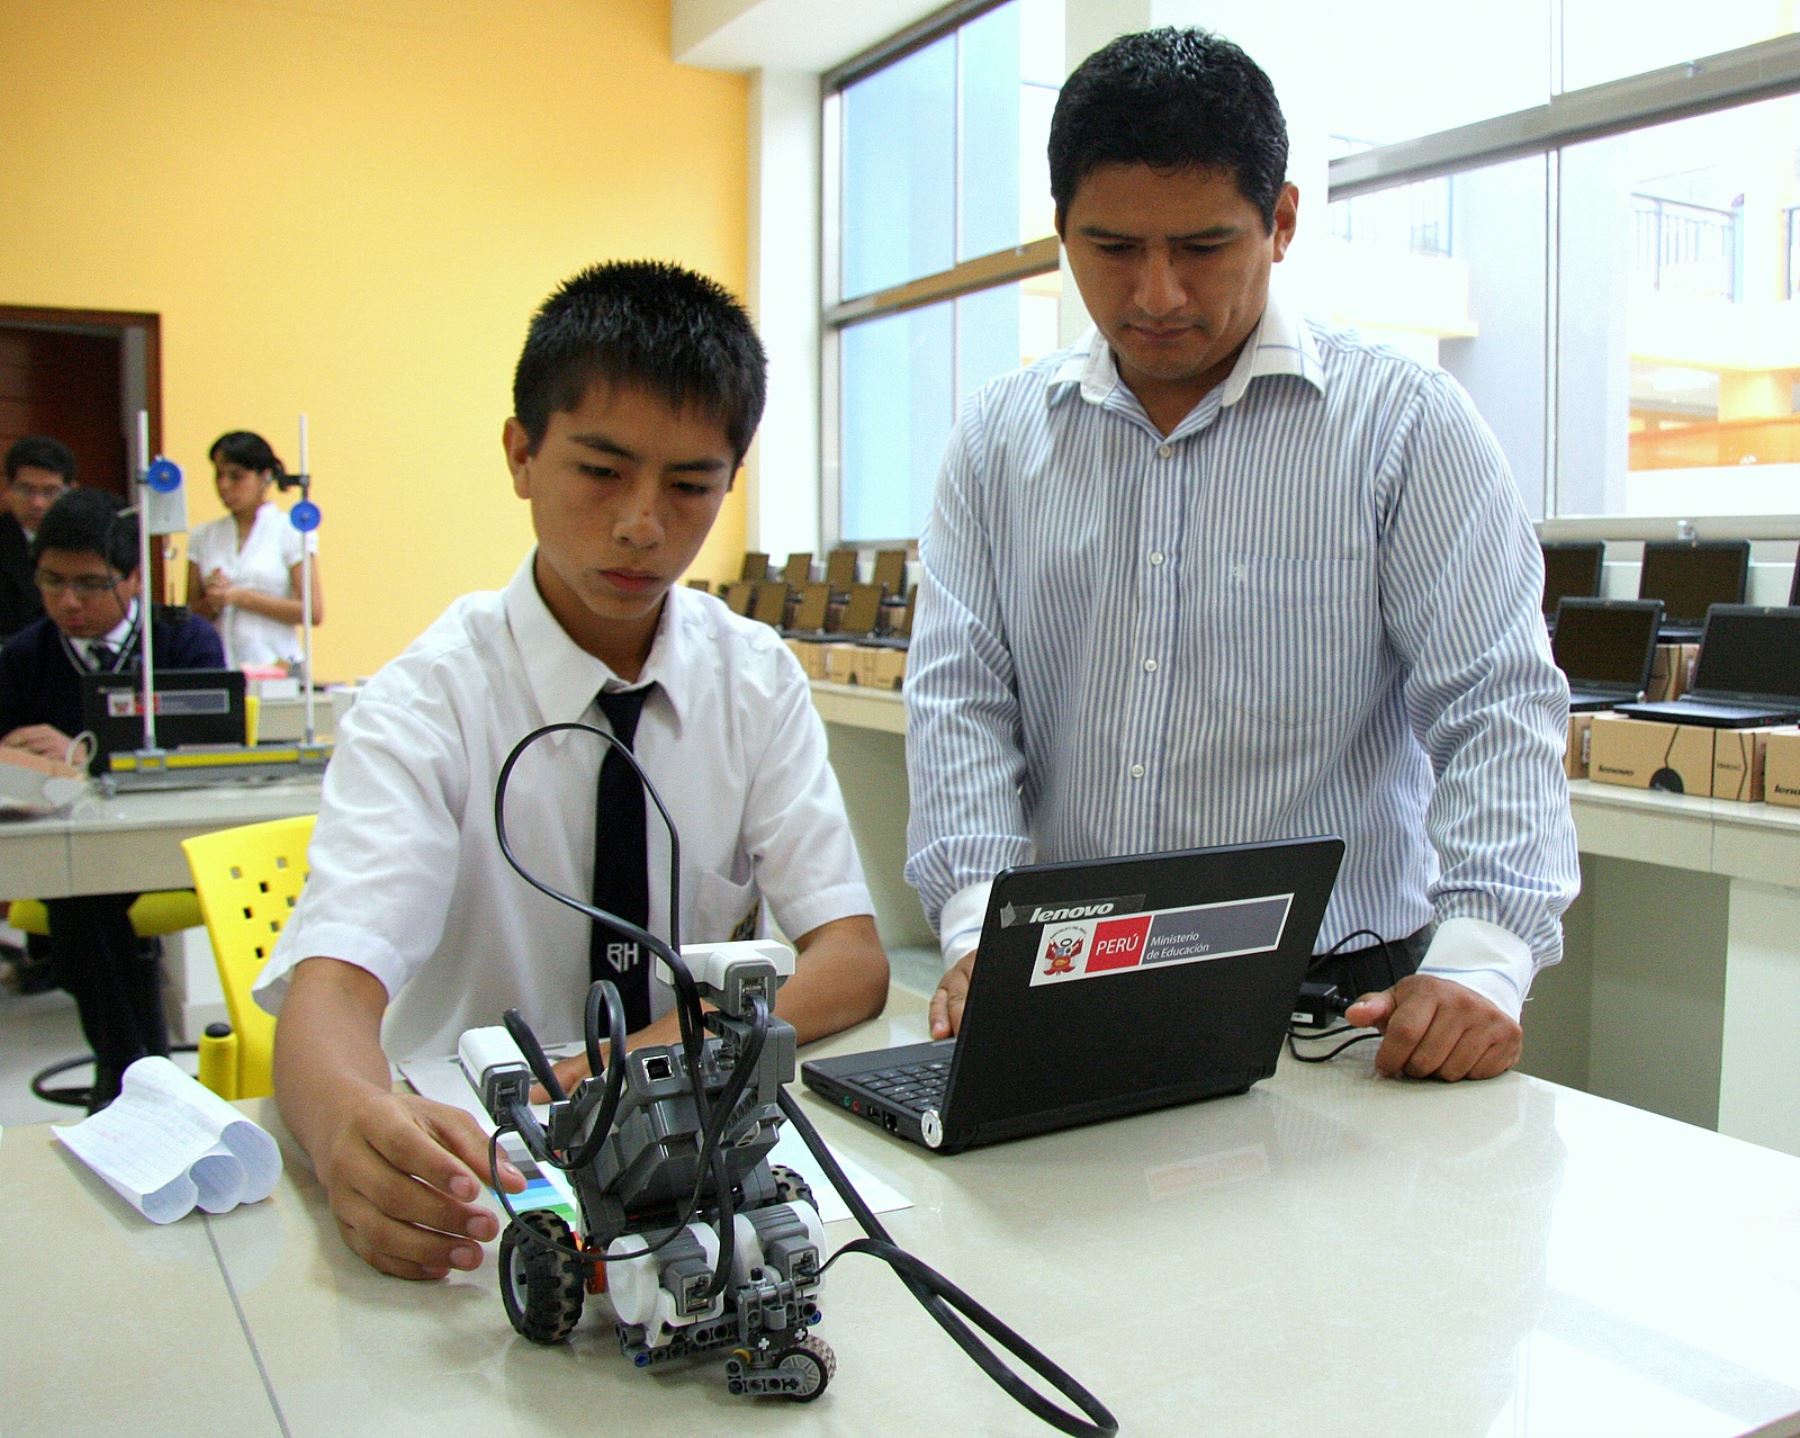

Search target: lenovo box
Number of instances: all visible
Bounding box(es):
[821,644,863,686]
[1587,712,1713,797]
[1761,728,1800,810]
[1645,643,1698,703]
[1710,727,1781,804]
[785,639,829,680]
[1565,713,1594,779]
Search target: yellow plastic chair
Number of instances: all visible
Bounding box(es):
[7,892,203,941]
[180,814,317,1100]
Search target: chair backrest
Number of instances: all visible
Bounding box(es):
[181,814,317,1099]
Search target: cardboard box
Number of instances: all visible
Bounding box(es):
[1587,713,1713,797]
[785,639,829,680]
[1710,727,1783,804]
[1762,728,1800,809]
[1645,643,1698,703]
[861,647,906,691]
[821,644,863,686]
[1565,713,1594,779]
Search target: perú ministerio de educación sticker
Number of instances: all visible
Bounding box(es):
[1028,892,1294,987]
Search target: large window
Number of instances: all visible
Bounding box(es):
[825,0,1064,545]
[826,1,1800,540]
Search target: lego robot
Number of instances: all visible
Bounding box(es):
[460,939,834,1400]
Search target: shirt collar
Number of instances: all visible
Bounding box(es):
[502,553,689,730]
[1054,282,1326,414]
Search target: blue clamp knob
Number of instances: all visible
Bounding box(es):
[145,458,183,493]
[290,499,322,532]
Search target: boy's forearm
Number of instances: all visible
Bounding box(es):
[272,959,395,1172]
[777,915,889,1045]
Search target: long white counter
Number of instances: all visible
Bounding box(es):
[808,682,1800,1157]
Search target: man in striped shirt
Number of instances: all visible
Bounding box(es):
[904,27,1578,1082]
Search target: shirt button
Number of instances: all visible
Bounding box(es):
[1157,444,1173,458]
[1129,763,1146,779]
[1142,658,1158,673]
[1149,551,1165,566]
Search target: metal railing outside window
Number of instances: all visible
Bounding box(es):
[1632,194,1742,300]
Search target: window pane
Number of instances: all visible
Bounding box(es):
[840,276,1065,542]
[1561,0,1800,92]
[1324,157,1549,519]
[958,3,1021,261]
[1559,93,1800,517]
[842,35,955,299]
[1316,0,1550,149]
[841,304,953,542]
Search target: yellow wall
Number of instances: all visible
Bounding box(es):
[0,0,748,679]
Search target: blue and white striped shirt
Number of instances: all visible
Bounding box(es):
[903,291,1579,1017]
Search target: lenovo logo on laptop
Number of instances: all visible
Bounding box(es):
[1000,894,1145,928]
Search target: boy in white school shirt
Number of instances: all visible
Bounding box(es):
[257,261,889,1280]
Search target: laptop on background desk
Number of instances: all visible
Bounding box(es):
[1552,598,1662,712]
[80,669,248,772]
[1615,605,1800,728]
[1541,540,1604,630]
[1639,539,1749,643]
[802,837,1345,1154]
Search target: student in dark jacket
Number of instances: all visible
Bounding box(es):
[0,489,225,1108]
[0,436,77,641]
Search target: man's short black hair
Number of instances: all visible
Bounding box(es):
[512,260,768,464]
[5,435,79,485]
[1049,27,1289,233]
[31,488,138,574]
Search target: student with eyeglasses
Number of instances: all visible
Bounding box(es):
[0,488,225,1109]
[1,435,77,642]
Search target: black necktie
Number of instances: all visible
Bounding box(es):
[591,686,653,1030]
[88,641,115,672]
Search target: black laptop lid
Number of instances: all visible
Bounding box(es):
[871,549,907,597]
[838,583,883,636]
[1689,606,1800,702]
[750,581,788,627]
[790,582,829,631]
[1551,598,1662,690]
[944,838,1344,1142]
[1639,540,1749,626]
[80,668,247,766]
[825,549,857,589]
[1541,541,1604,616]
[781,553,812,587]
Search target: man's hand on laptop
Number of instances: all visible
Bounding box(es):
[930,950,977,1039]
[1343,975,1521,1081]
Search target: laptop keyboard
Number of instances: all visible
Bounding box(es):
[857,1060,950,1112]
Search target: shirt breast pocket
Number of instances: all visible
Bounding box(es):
[692,869,763,945]
[1212,554,1374,727]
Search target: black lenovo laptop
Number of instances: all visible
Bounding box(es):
[802,837,1345,1154]
[1541,541,1605,628]
[1639,540,1749,643]
[80,668,248,771]
[1551,598,1663,711]
[1615,606,1800,728]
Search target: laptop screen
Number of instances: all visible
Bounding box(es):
[1551,600,1660,687]
[839,583,883,635]
[781,553,812,587]
[739,551,770,583]
[825,549,857,589]
[872,549,907,597]
[1693,607,1800,699]
[80,668,248,767]
[791,582,829,631]
[1541,541,1604,615]
[1639,541,1748,625]
[750,582,788,627]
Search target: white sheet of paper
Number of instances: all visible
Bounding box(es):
[53,1057,281,1224]
[397,1048,910,1227]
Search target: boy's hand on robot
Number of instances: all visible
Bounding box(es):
[320,1090,526,1281]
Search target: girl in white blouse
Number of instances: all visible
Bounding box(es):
[187,431,324,666]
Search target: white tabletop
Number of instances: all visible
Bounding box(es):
[4,990,1799,1437]
[0,776,322,899]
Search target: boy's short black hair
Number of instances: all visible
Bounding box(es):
[209,430,286,477]
[5,435,79,485]
[1049,27,1289,233]
[31,488,138,574]
[512,260,767,464]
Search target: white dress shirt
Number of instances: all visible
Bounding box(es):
[904,291,1579,1019]
[189,503,312,665]
[256,554,873,1060]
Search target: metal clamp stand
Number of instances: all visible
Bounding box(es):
[274,413,324,752]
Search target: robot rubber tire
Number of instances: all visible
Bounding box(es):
[773,1333,836,1401]
[499,1210,586,1344]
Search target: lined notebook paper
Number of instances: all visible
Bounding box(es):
[54,1057,281,1223]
